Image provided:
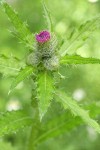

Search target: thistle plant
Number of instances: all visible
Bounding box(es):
[0,1,100,150]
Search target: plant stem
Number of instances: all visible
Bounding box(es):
[27,91,40,150]
[28,123,40,150]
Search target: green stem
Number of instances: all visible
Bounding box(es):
[27,91,40,150]
[28,123,39,150]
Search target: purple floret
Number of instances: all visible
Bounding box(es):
[36,30,51,43]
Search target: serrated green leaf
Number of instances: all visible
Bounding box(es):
[10,66,34,93]
[42,1,53,32]
[85,102,100,118]
[59,16,100,56]
[0,54,25,76]
[37,71,54,120]
[60,55,100,65]
[1,1,34,49]
[0,110,33,137]
[33,102,100,144]
[55,90,100,133]
[33,112,81,145]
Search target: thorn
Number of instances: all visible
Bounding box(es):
[58,72,65,79]
[8,90,11,95]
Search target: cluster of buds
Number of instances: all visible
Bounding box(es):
[27,30,59,71]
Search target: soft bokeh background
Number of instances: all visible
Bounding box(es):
[0,0,100,149]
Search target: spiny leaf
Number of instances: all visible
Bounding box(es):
[86,102,100,118]
[60,54,100,65]
[33,102,100,144]
[1,1,34,49]
[55,90,100,133]
[42,1,53,32]
[0,110,33,137]
[0,54,25,76]
[34,112,81,145]
[37,71,54,120]
[59,15,100,56]
[9,66,34,93]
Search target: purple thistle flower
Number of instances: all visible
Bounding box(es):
[36,30,51,43]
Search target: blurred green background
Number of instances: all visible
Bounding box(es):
[0,0,100,149]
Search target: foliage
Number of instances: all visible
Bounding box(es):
[60,54,100,64]
[0,54,25,76]
[0,0,100,150]
[1,0,34,49]
[0,110,33,137]
[59,15,100,56]
[37,71,54,120]
[9,66,34,93]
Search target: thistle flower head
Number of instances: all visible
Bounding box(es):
[36,30,50,43]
